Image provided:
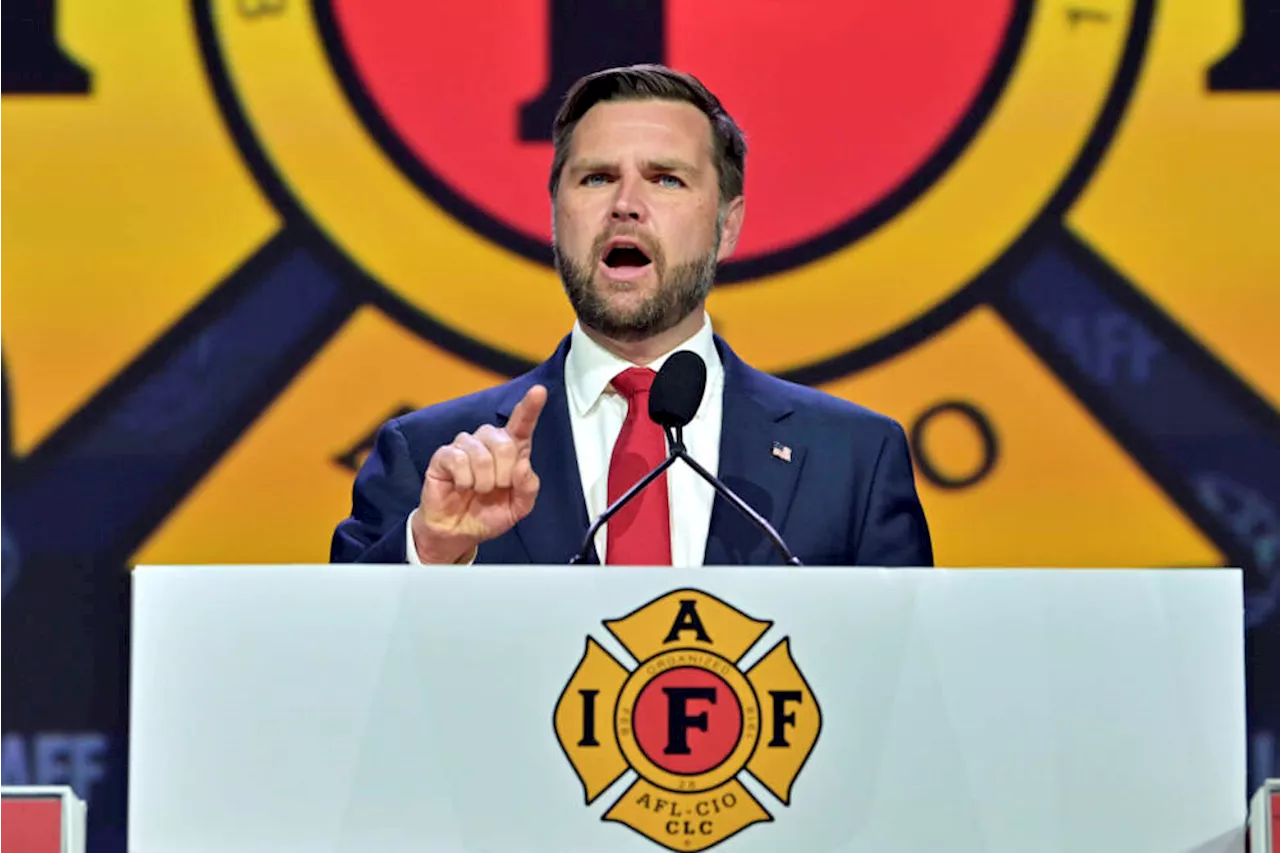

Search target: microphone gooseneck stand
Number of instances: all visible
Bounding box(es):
[662,424,803,567]
[568,452,680,565]
[568,424,804,567]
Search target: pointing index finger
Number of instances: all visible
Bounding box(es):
[506,384,548,444]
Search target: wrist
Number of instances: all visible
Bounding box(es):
[410,509,473,564]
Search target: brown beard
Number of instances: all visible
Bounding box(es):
[554,225,720,342]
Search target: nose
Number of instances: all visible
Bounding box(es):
[610,175,648,224]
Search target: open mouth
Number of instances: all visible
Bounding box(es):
[604,245,651,267]
[600,240,653,280]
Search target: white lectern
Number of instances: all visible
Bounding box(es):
[128,565,1246,853]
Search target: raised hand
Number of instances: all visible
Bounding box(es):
[410,385,548,564]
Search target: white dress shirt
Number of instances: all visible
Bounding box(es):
[407,316,724,566]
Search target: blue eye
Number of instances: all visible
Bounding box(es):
[657,174,683,188]
[583,173,609,187]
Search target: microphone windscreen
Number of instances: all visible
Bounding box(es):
[649,351,707,429]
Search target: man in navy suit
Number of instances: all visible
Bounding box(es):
[331,64,932,568]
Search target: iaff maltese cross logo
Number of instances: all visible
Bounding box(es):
[553,589,821,851]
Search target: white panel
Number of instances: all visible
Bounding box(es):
[128,565,1247,853]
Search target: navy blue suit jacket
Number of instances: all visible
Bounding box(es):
[330,334,932,567]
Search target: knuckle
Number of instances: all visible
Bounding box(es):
[484,425,515,447]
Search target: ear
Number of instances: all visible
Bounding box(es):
[716,195,746,263]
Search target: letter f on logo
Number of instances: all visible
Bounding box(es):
[663,686,717,755]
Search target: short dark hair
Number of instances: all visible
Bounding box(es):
[548,64,747,205]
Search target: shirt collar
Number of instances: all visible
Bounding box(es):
[565,313,723,419]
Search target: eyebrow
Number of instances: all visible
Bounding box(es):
[570,158,700,175]
[642,158,699,174]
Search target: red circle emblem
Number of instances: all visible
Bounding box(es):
[327,0,1019,270]
[632,666,742,775]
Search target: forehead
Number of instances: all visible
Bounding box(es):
[569,99,714,164]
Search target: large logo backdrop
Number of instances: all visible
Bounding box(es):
[3,1,1278,849]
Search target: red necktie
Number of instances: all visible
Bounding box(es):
[606,367,672,565]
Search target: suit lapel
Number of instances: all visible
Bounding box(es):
[494,333,803,565]
[703,337,807,565]
[499,338,596,565]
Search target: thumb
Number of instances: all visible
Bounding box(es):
[511,457,540,515]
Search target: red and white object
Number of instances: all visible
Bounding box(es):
[1,786,86,853]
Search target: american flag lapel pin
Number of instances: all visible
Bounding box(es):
[771,441,792,462]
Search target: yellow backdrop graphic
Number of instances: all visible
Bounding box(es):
[1,0,1274,575]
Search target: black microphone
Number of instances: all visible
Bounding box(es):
[569,351,803,566]
[648,351,705,454]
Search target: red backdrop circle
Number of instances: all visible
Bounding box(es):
[332,0,1015,261]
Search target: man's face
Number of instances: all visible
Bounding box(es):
[552,99,744,342]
